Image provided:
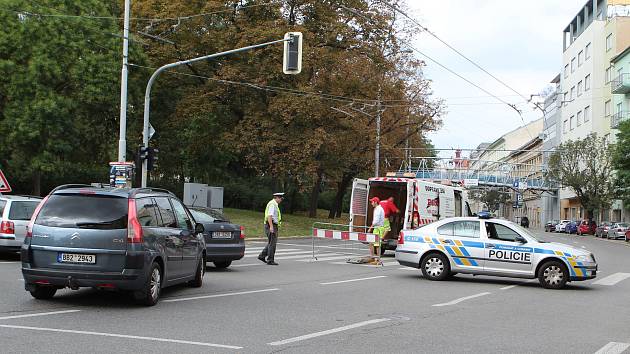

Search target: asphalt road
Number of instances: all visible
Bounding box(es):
[1,230,629,353]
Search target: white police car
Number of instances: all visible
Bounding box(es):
[395,215,597,289]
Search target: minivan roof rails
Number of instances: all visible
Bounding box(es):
[132,187,175,196]
[50,184,95,194]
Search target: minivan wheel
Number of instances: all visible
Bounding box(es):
[538,261,568,289]
[134,262,161,306]
[420,253,450,281]
[29,285,57,300]
[189,257,205,287]
[213,260,232,269]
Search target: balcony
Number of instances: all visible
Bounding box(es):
[612,73,630,94]
[611,111,630,129]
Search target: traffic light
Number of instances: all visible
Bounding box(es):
[147,147,159,171]
[283,32,302,74]
[138,146,149,161]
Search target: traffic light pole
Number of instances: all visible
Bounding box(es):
[140,37,293,187]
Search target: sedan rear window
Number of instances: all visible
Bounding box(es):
[36,194,128,229]
[8,201,41,220]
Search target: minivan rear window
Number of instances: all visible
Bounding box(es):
[8,201,41,220]
[36,194,128,229]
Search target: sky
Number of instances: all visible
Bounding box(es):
[406,0,589,158]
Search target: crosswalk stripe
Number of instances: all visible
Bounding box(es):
[594,342,630,354]
[298,255,356,262]
[593,272,630,286]
[245,248,301,254]
[277,253,337,260]
[244,250,313,258]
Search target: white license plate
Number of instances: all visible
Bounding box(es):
[58,253,96,264]
[212,231,232,239]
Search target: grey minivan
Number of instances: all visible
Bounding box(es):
[21,185,206,306]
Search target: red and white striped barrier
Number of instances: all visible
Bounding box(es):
[312,228,378,243]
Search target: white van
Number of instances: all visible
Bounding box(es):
[349,177,473,253]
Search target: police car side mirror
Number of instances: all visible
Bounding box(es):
[195,223,205,234]
[515,235,526,244]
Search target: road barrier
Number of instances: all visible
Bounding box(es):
[311,222,381,265]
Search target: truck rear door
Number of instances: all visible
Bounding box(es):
[349,178,369,232]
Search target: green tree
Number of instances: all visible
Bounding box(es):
[548,134,615,220]
[468,189,510,213]
[613,119,630,209]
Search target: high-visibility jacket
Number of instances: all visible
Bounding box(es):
[263,199,282,226]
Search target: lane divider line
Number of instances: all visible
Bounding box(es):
[0,310,81,321]
[593,342,630,354]
[320,276,387,285]
[267,318,391,346]
[0,324,243,349]
[163,288,279,303]
[432,292,491,307]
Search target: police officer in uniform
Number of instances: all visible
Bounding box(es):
[258,192,284,265]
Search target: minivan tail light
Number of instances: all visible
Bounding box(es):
[127,199,143,243]
[398,231,404,245]
[239,225,245,239]
[26,195,49,238]
[0,221,14,234]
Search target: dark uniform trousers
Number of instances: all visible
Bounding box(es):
[259,223,278,261]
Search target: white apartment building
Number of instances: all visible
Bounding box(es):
[559,0,630,221]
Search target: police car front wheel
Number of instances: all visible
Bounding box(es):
[420,253,451,281]
[538,261,568,289]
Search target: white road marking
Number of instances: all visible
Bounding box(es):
[245,248,301,254]
[230,263,260,268]
[0,324,242,349]
[244,250,310,258]
[398,267,418,271]
[593,342,630,354]
[0,310,81,321]
[0,261,19,264]
[277,253,338,260]
[299,255,355,262]
[163,288,279,303]
[432,292,491,307]
[593,273,630,286]
[267,318,390,346]
[320,276,387,285]
[500,285,518,290]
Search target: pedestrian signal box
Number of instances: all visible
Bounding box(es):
[283,32,302,74]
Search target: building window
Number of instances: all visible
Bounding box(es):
[585,43,591,60]
[570,115,575,130]
[563,119,568,132]
[570,86,576,100]
[577,80,583,96]
[563,92,568,106]
[618,67,624,82]
[618,102,623,115]
[606,67,611,84]
[571,57,576,72]
[585,74,591,91]
[585,105,591,122]
[578,50,584,66]
[577,110,583,126]
[605,100,612,116]
[564,64,569,78]
[606,34,613,51]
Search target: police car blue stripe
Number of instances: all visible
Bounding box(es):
[461,241,484,248]
[444,246,456,256]
[459,247,471,257]
[534,248,554,254]
[453,258,463,266]
[432,238,440,245]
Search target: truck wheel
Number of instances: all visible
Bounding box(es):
[213,260,232,269]
[420,253,450,281]
[134,262,161,306]
[189,257,205,287]
[538,261,568,289]
[29,285,57,300]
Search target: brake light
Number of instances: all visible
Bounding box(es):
[398,231,404,245]
[239,225,245,239]
[26,195,49,238]
[127,199,143,243]
[0,221,14,234]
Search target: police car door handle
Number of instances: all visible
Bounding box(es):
[486,243,495,248]
[443,239,453,244]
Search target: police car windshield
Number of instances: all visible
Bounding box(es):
[509,223,542,242]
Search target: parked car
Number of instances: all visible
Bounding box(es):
[607,222,629,240]
[0,195,43,253]
[626,229,630,242]
[577,220,596,235]
[520,216,530,228]
[555,220,571,232]
[565,221,579,234]
[595,222,612,238]
[21,185,206,306]
[545,220,559,232]
[188,207,244,269]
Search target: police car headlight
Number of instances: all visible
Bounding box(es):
[575,255,591,263]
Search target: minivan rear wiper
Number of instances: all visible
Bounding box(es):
[76,221,120,228]
[213,219,227,223]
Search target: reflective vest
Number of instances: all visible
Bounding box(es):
[264,199,282,226]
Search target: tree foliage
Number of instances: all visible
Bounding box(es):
[613,119,630,209]
[547,134,615,218]
[468,189,510,213]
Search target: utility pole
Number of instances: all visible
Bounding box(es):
[117,0,131,162]
[375,99,381,177]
